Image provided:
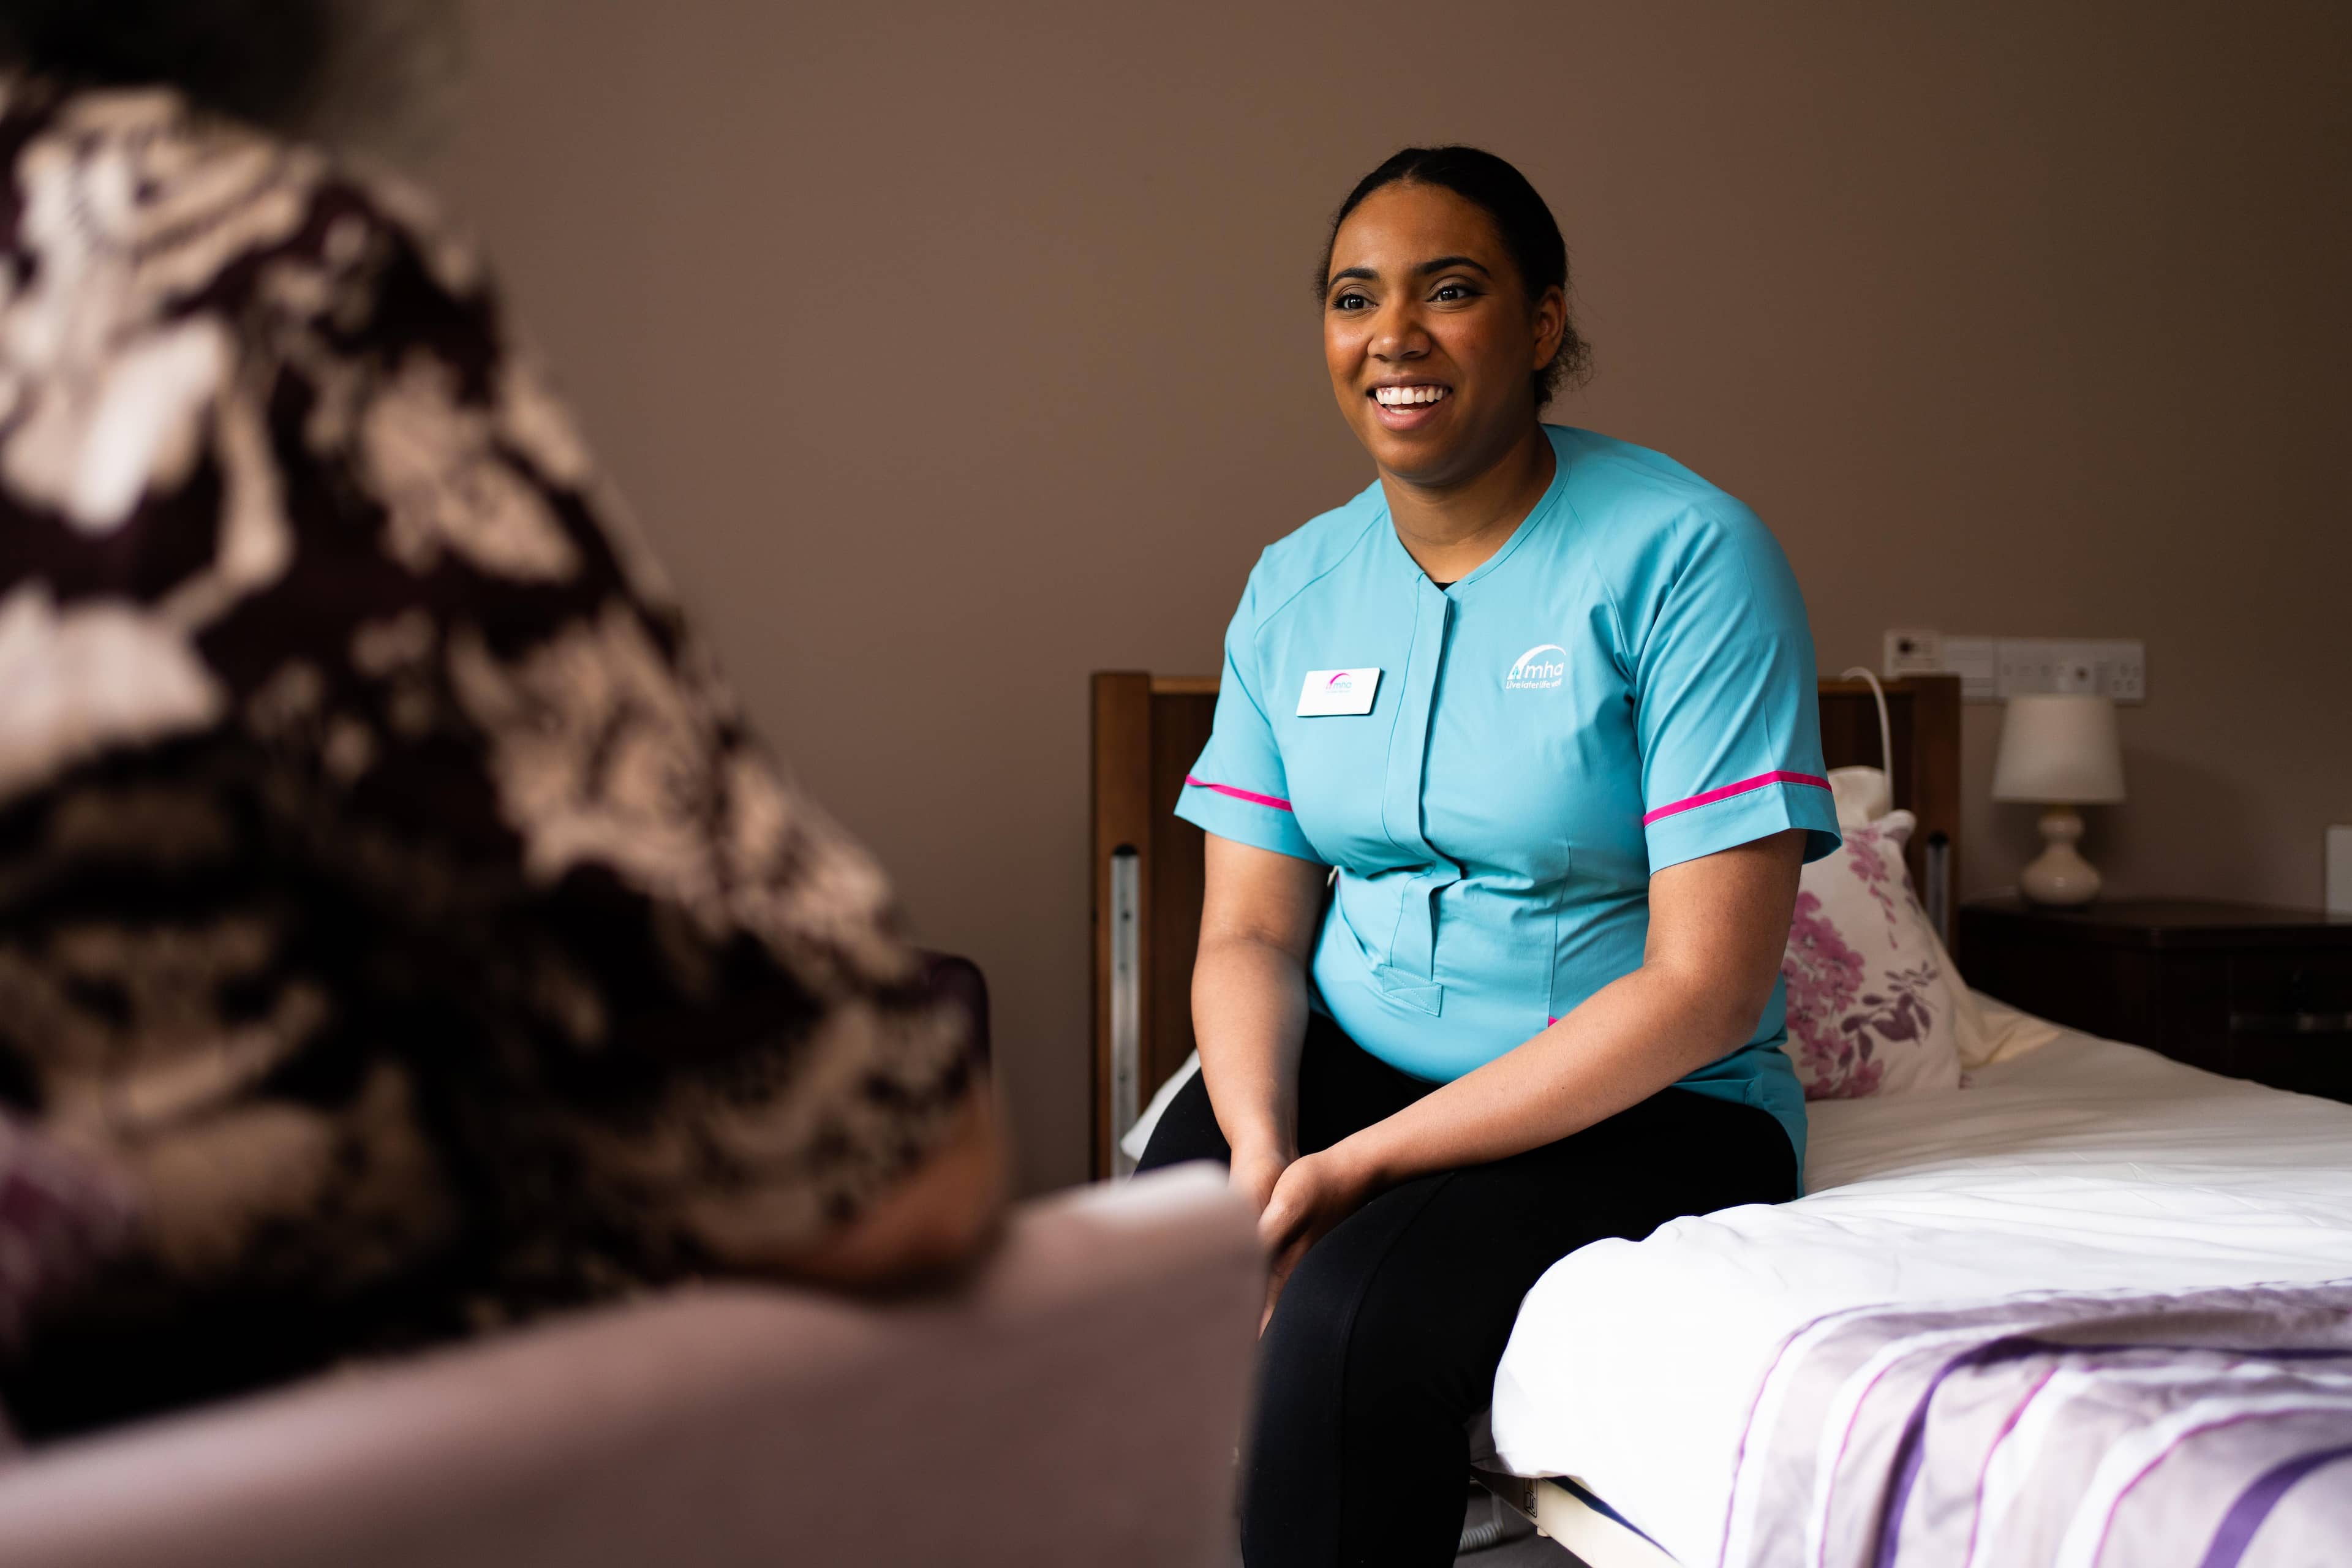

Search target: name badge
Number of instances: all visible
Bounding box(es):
[1297,667,1381,717]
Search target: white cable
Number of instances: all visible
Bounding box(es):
[1838,666,1894,802]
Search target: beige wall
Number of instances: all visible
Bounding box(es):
[425,1,2351,1195]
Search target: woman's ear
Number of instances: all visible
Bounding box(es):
[1531,285,1568,375]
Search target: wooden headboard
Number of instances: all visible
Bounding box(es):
[1088,672,1962,1177]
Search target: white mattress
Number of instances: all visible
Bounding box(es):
[1485,1022,2352,1567]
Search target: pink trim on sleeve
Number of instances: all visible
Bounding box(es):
[1185,775,1294,813]
[1641,770,1830,827]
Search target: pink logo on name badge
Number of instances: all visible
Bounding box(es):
[1298,667,1381,717]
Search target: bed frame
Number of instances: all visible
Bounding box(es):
[1087,669,1961,1564]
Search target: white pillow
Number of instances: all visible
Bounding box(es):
[1120,1050,1198,1167]
[1826,764,1892,827]
[1963,989,2067,1069]
[1781,808,1970,1098]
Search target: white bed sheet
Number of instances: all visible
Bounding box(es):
[1485,1022,2352,1567]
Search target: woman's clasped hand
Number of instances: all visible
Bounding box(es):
[1252,1144,1379,1329]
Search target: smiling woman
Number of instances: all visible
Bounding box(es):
[1134,145,1841,1567]
[1316,148,1593,583]
[1319,146,1593,407]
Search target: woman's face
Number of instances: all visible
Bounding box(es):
[1322,183,1564,489]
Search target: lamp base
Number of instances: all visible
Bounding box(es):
[2019,805,2102,906]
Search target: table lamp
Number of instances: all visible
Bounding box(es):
[1992,693,2126,906]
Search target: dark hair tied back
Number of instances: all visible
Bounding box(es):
[0,0,335,129]
[1318,145,1593,407]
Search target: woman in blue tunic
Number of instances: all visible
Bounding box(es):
[1136,146,1842,1567]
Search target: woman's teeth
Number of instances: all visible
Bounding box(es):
[1374,385,1449,407]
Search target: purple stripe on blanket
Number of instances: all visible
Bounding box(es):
[1871,1337,2047,1568]
[1722,1281,2352,1568]
[2196,1442,2352,1568]
[1716,1301,1858,1568]
[1872,1340,2352,1568]
[2094,1410,2352,1566]
[1958,1366,2057,1568]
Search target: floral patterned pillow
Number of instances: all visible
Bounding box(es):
[1781,810,1967,1099]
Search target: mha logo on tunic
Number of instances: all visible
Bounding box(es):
[1505,643,1566,690]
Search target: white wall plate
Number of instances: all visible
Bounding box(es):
[1880,631,2146,703]
[1882,628,1945,679]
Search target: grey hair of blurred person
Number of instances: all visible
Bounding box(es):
[0,0,462,156]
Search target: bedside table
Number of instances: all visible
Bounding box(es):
[1959,897,2352,1102]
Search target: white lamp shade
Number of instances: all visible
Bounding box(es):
[1991,694,2126,804]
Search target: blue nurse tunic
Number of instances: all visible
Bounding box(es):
[1177,424,1841,1166]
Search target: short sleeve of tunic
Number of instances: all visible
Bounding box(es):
[1630,509,1842,871]
[1174,569,1324,864]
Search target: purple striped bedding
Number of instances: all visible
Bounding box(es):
[1717,1280,2352,1567]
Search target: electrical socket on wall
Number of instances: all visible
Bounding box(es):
[1882,631,2146,704]
[1883,629,1945,678]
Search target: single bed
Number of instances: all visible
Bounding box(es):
[1482,1001,2352,1564]
[1087,670,2352,1566]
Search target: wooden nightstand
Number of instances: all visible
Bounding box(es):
[1959,897,2352,1102]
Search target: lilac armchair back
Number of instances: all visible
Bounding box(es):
[0,954,1259,1567]
[0,1169,1257,1567]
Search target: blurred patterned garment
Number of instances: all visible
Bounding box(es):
[0,78,973,1434]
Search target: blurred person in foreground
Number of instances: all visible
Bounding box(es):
[0,0,1001,1438]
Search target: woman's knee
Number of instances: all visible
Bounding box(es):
[1253,1235,1373,1450]
[1261,1185,1474,1423]
[1262,1234,1365,1354]
[1260,1208,1422,1398]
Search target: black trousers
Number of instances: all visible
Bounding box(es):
[1137,1015,1798,1568]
